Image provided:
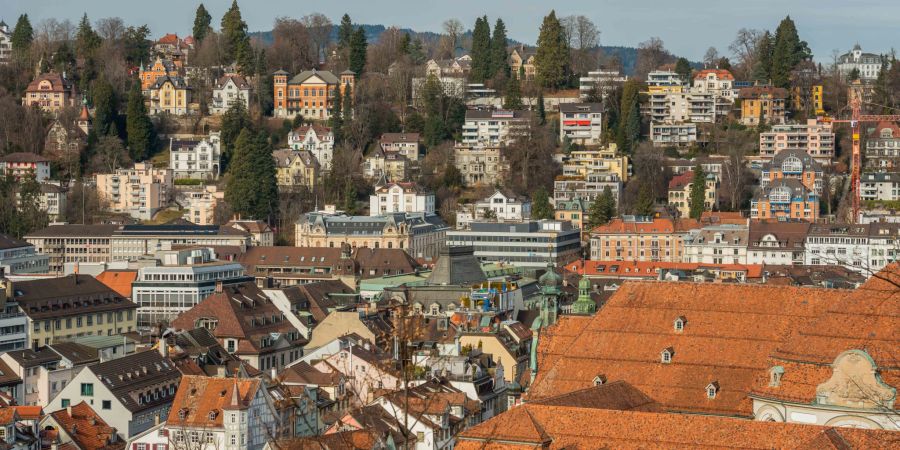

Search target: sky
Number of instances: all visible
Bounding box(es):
[1,0,898,61]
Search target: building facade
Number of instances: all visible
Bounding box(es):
[273,148,319,191]
[455,190,531,229]
[295,212,448,260]
[453,145,506,186]
[836,44,886,81]
[369,182,435,215]
[759,119,835,163]
[589,216,699,262]
[553,174,621,206]
[210,74,251,114]
[739,86,788,126]
[804,222,900,273]
[273,69,355,119]
[148,75,192,115]
[379,133,420,161]
[462,110,530,147]
[0,153,50,182]
[682,224,749,265]
[864,122,900,171]
[760,149,823,195]
[22,73,75,112]
[446,221,582,268]
[288,125,334,171]
[750,178,819,221]
[559,103,603,145]
[95,163,173,220]
[860,172,900,201]
[667,170,719,218]
[746,221,810,266]
[0,235,48,275]
[24,225,119,274]
[139,57,181,91]
[650,122,698,147]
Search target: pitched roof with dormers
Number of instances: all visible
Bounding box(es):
[693,69,735,81]
[88,350,182,414]
[167,375,261,428]
[47,402,125,450]
[527,281,847,417]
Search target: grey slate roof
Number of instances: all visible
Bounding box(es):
[89,350,181,414]
[0,234,31,251]
[427,246,487,286]
[288,69,340,85]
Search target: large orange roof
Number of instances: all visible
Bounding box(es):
[694,69,735,81]
[167,375,261,429]
[590,217,701,235]
[49,402,123,450]
[457,403,894,449]
[527,281,847,417]
[566,260,764,279]
[95,270,136,298]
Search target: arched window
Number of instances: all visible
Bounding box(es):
[769,186,791,203]
[781,156,803,173]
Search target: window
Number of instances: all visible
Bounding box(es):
[102,400,111,410]
[417,432,425,442]
[673,317,685,332]
[661,348,673,364]
[137,444,147,450]
[61,399,70,407]
[706,382,719,399]
[80,383,94,396]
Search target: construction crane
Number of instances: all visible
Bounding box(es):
[830,95,900,223]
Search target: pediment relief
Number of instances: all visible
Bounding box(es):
[815,350,896,410]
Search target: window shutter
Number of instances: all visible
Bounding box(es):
[132,444,139,450]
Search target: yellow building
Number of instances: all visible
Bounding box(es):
[139,57,181,91]
[739,86,788,126]
[813,85,824,115]
[273,148,319,190]
[23,73,75,112]
[667,170,719,218]
[561,143,630,182]
[458,326,530,384]
[148,75,192,115]
[508,47,535,81]
[13,274,138,349]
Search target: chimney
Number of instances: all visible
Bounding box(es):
[158,338,168,358]
[66,405,72,417]
[217,366,226,378]
[154,414,160,426]
[215,280,223,294]
[270,367,278,381]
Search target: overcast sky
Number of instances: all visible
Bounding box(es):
[1,0,897,61]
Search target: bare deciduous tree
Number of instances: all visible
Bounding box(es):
[301,13,333,64]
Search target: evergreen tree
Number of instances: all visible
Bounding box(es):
[399,33,411,55]
[503,77,523,110]
[770,16,809,88]
[220,100,252,171]
[689,164,707,219]
[674,57,692,83]
[192,3,212,43]
[125,82,154,161]
[408,38,425,65]
[75,14,101,60]
[221,0,249,64]
[873,59,893,114]
[616,80,642,154]
[330,85,344,145]
[534,10,570,89]
[348,27,368,75]
[531,187,554,220]
[634,183,655,216]
[470,16,492,83]
[752,31,773,82]
[92,77,117,136]
[588,186,617,229]
[225,129,278,222]
[338,14,354,50]
[340,82,353,140]
[537,91,546,125]
[10,14,33,59]
[342,179,357,213]
[490,19,509,78]
[847,67,861,81]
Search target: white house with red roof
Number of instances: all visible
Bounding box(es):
[288,125,334,171]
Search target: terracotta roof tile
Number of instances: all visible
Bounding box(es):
[95,270,137,298]
[48,402,124,450]
[167,375,260,428]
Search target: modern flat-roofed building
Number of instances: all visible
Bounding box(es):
[860,172,900,201]
[461,110,531,147]
[0,153,51,182]
[559,103,603,145]
[94,163,173,220]
[650,122,698,147]
[109,224,250,262]
[25,225,120,274]
[864,122,900,171]
[446,220,581,268]
[0,235,48,275]
[759,119,834,164]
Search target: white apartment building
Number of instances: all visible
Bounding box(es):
[0,21,10,65]
[559,103,603,145]
[553,173,622,205]
[691,69,737,101]
[837,44,887,81]
[210,74,251,115]
[461,110,531,147]
[289,125,334,171]
[759,119,835,163]
[647,90,730,124]
[95,163,173,221]
[747,221,810,266]
[646,71,684,87]
[380,133,420,161]
[169,132,222,180]
[804,222,900,273]
[179,185,224,225]
[650,122,698,147]
[682,225,749,265]
[132,247,250,327]
[860,172,900,202]
[578,69,628,98]
[446,220,582,268]
[369,182,435,215]
[39,183,66,221]
[456,190,531,229]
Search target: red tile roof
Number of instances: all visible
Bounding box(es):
[10,405,42,421]
[590,217,700,235]
[167,375,261,429]
[48,402,124,450]
[668,170,694,190]
[456,403,894,449]
[528,281,847,417]
[694,69,735,81]
[95,270,137,298]
[566,260,764,279]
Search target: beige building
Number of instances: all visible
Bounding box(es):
[589,216,700,262]
[759,119,835,164]
[148,75,192,115]
[25,224,120,274]
[22,72,75,112]
[458,324,531,384]
[363,149,408,182]
[180,185,224,225]
[295,212,448,260]
[95,163,173,220]
[454,144,506,186]
[273,148,319,190]
[667,170,719,218]
[508,47,535,80]
[560,144,629,182]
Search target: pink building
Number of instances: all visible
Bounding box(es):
[0,153,51,182]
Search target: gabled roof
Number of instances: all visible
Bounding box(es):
[46,342,99,366]
[380,133,420,144]
[766,148,822,172]
[748,220,811,250]
[0,233,31,250]
[13,275,137,320]
[48,402,124,450]
[88,350,181,414]
[693,69,735,81]
[739,86,788,99]
[95,270,137,298]
[167,375,261,428]
[288,69,340,85]
[530,380,661,411]
[215,74,250,90]
[25,73,72,93]
[528,281,846,417]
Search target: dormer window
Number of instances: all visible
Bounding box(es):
[706,381,719,399]
[592,374,607,386]
[661,347,674,364]
[178,408,188,420]
[673,317,686,332]
[769,366,785,387]
[208,410,218,420]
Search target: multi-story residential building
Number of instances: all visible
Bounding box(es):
[455,190,531,229]
[864,121,900,171]
[760,148,824,195]
[646,70,684,89]
[560,144,629,182]
[273,148,319,191]
[461,110,531,147]
[12,274,138,349]
[38,183,66,221]
[759,119,835,163]
[647,89,731,124]
[273,69,355,119]
[425,56,472,77]
[746,220,810,265]
[369,182,435,215]
[180,185,224,225]
[172,282,307,372]
[0,153,50,182]
[288,125,334,170]
[95,163,173,220]
[751,178,819,221]
[559,103,603,145]
[804,222,900,273]
[554,198,590,232]
[0,21,10,65]
[132,247,250,327]
[44,105,90,164]
[295,212,448,260]
[225,220,273,247]
[0,235,48,275]
[22,73,75,112]
[24,225,120,274]
[131,376,277,450]
[1,342,103,407]
[139,57,181,91]
[46,348,181,438]
[860,172,900,201]
[411,75,467,103]
[453,145,505,186]
[169,131,222,180]
[210,73,251,114]
[578,69,628,99]
[152,34,190,63]
[508,47,535,80]
[553,174,621,206]
[379,133,420,161]
[650,122,698,147]
[589,216,700,262]
[691,69,737,100]
[837,44,887,81]
[682,224,749,264]
[147,75,192,115]
[667,170,719,218]
[739,86,788,125]
[363,149,408,182]
[0,276,27,352]
[446,221,581,268]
